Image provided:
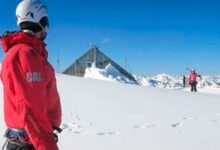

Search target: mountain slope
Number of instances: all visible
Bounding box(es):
[0,74,220,150]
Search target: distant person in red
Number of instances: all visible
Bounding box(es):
[0,0,62,150]
[188,69,198,92]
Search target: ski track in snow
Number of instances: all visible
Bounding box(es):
[132,124,156,129]
[60,113,93,135]
[212,120,220,124]
[60,113,220,137]
[132,115,220,134]
[96,131,120,136]
[60,113,120,137]
[171,122,183,128]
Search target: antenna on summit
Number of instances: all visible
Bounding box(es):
[90,42,94,48]
[57,51,60,73]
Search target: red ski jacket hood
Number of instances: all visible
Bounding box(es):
[0,31,48,58]
[0,32,61,150]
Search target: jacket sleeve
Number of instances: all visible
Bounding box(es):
[8,48,58,150]
[46,64,62,128]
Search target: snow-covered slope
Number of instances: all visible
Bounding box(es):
[1,74,220,150]
[84,65,220,95]
[84,63,136,84]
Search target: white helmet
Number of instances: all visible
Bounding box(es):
[16,0,49,32]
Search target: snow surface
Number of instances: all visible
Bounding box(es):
[1,74,220,150]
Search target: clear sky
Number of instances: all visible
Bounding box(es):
[0,0,219,75]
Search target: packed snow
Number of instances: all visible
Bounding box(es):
[1,73,220,150]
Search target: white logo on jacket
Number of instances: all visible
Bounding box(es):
[26,72,42,83]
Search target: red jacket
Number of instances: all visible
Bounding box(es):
[189,71,197,83]
[0,32,62,150]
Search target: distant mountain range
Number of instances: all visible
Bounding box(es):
[84,64,220,94]
[135,74,220,89]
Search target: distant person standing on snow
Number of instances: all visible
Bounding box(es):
[183,75,186,87]
[188,69,198,92]
[0,0,62,150]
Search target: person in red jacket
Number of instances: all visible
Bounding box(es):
[188,69,198,92]
[0,0,62,150]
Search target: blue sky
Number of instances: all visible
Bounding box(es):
[0,0,219,75]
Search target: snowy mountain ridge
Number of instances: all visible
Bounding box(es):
[136,74,220,89]
[84,65,220,95]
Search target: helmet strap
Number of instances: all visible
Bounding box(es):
[38,23,46,33]
[37,22,47,40]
